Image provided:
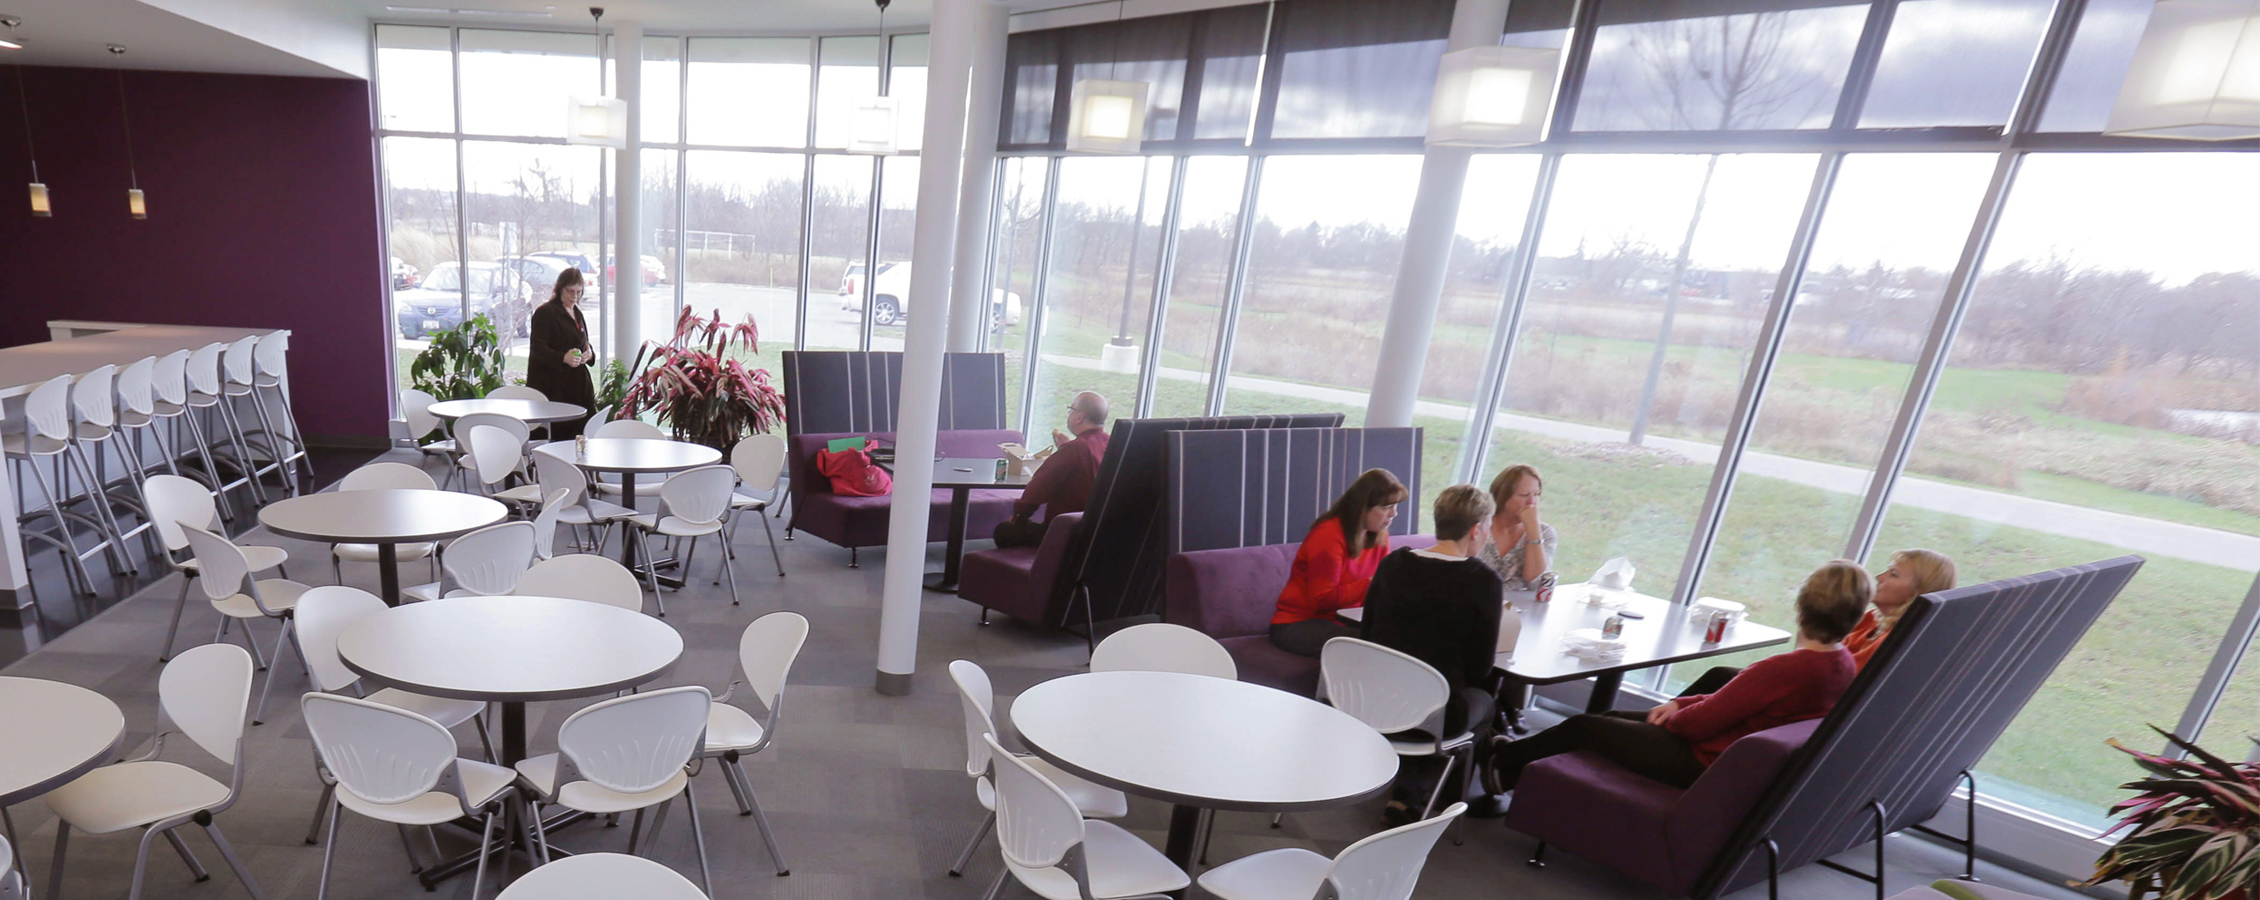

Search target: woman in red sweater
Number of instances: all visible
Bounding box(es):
[1481,560,1872,794]
[1269,468,1408,658]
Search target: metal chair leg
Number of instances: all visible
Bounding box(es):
[685,779,717,892]
[949,810,995,877]
[304,783,336,845]
[315,800,342,900]
[758,513,785,576]
[736,764,789,876]
[162,827,210,881]
[200,822,267,900]
[158,574,193,660]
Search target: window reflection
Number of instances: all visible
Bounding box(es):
[1148,156,1250,418]
[1269,0,1452,139]
[1574,3,1866,132]
[376,26,453,133]
[1858,0,2051,129]
[686,38,812,148]
[459,30,597,139]
[681,151,804,369]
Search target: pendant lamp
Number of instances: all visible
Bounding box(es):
[848,0,899,155]
[110,45,144,218]
[566,7,627,147]
[11,23,44,216]
[1065,5,1148,153]
[2105,0,2260,140]
[1427,45,1564,147]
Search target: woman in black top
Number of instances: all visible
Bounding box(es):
[1359,483,1504,823]
[526,267,597,440]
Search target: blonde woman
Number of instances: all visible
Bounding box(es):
[1845,549,1957,668]
[1479,465,1555,591]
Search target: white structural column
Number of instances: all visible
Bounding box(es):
[876,0,984,695]
[613,21,645,359]
[947,0,1010,353]
[1363,0,1511,428]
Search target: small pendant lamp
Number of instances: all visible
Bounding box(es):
[848,0,899,155]
[110,45,144,218]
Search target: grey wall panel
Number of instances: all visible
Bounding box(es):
[1166,427,1424,556]
[782,351,1007,437]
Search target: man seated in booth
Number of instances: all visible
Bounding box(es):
[991,391,1111,548]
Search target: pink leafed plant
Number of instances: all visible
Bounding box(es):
[2085,726,2260,900]
[618,306,788,450]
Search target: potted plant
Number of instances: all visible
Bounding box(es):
[618,306,787,450]
[2087,726,2260,900]
[408,313,506,401]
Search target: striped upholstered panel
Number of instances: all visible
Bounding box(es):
[1696,556,2145,898]
[779,351,1007,437]
[1052,414,1345,630]
[1164,427,1423,555]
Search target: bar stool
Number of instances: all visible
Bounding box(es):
[223,335,296,499]
[150,349,236,522]
[185,341,267,508]
[4,375,112,596]
[71,363,155,571]
[251,331,314,486]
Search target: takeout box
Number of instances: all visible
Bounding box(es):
[998,442,1054,477]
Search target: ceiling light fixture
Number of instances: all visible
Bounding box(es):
[13,43,43,216]
[1426,45,1564,147]
[0,17,24,51]
[381,6,555,18]
[565,6,626,147]
[110,44,144,218]
[847,0,898,155]
[2106,0,2260,140]
[1065,3,1149,153]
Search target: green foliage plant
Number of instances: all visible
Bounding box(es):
[408,313,506,402]
[2086,726,2260,900]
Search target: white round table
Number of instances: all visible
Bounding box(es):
[426,398,589,424]
[1011,671,1397,870]
[532,439,722,585]
[259,490,508,606]
[1,677,125,885]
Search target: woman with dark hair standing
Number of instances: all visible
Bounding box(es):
[1269,468,1409,658]
[527,267,598,440]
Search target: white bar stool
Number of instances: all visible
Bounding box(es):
[150,349,236,522]
[222,336,295,499]
[184,342,266,508]
[72,363,157,570]
[250,332,314,486]
[5,374,115,597]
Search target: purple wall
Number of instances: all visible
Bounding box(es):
[0,65,390,440]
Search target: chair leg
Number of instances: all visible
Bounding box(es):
[472,712,498,763]
[162,827,210,881]
[470,811,498,900]
[158,574,193,661]
[398,823,424,873]
[718,759,753,815]
[1420,753,1458,822]
[980,867,1010,900]
[758,513,785,576]
[304,783,336,844]
[526,799,551,864]
[736,764,789,877]
[685,780,717,892]
[315,801,342,900]
[721,536,741,606]
[201,822,267,900]
[253,619,302,725]
[640,531,667,617]
[47,821,68,900]
[124,824,161,900]
[1271,813,1283,828]
[950,810,994,877]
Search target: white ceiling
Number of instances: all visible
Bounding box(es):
[0,0,356,78]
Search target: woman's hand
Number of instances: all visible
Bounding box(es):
[1645,699,1679,726]
[1519,505,1541,534]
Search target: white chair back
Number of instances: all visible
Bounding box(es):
[737,612,809,713]
[593,419,665,440]
[487,385,546,401]
[254,332,290,380]
[658,465,735,526]
[179,523,254,603]
[534,449,593,504]
[532,489,570,559]
[117,356,158,418]
[162,642,254,765]
[492,852,708,900]
[1324,803,1467,900]
[440,520,536,595]
[223,336,259,388]
[339,462,439,492]
[154,350,192,406]
[589,405,614,427]
[294,585,389,692]
[985,732,1085,872]
[948,660,999,780]
[302,692,457,806]
[73,364,118,429]
[729,434,787,501]
[556,686,710,794]
[516,554,643,611]
[1,832,21,900]
[454,412,530,447]
[1090,623,1237,680]
[143,474,219,554]
[186,343,226,396]
[401,389,441,440]
[23,375,72,441]
[465,425,523,488]
[1320,638,1450,737]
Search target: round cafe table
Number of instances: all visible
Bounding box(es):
[426,398,589,425]
[1011,671,1397,874]
[259,490,509,606]
[532,439,721,586]
[337,595,683,887]
[1,676,126,893]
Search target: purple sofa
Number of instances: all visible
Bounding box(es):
[957,512,1081,626]
[786,429,1025,563]
[1165,534,1436,696]
[1502,719,1821,896]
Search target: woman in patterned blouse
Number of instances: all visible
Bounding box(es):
[1479,464,1556,591]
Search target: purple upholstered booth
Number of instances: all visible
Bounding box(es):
[1503,720,1821,895]
[786,429,1024,563]
[1165,534,1436,696]
[958,512,1082,625]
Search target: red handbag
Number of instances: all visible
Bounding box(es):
[816,443,893,497]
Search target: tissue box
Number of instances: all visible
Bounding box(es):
[998,442,1054,477]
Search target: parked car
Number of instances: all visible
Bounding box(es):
[612,254,668,286]
[390,256,419,291]
[393,262,536,339]
[526,250,597,278]
[497,254,575,296]
[522,250,666,287]
[838,261,1022,330]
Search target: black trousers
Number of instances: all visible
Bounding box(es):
[1269,619,1358,658]
[1392,686,1497,807]
[992,517,1047,548]
[1488,712,1706,792]
[1679,665,1742,697]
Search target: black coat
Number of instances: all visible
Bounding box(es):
[526,301,596,435]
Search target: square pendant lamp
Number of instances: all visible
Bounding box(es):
[1427,45,1564,147]
[848,95,899,155]
[567,94,628,147]
[2105,0,2260,140]
[1066,79,1149,153]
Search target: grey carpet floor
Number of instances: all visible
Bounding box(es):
[0,450,2094,900]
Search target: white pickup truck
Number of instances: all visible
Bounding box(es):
[838,261,1023,329]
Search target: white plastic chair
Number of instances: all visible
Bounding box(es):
[516,686,715,894]
[402,520,535,602]
[724,434,787,577]
[189,340,266,505]
[154,349,234,520]
[698,612,807,877]
[0,833,20,900]
[181,523,312,725]
[530,488,570,560]
[302,693,519,900]
[401,388,452,466]
[70,363,149,565]
[1195,802,1467,900]
[144,474,289,661]
[516,554,644,612]
[331,463,441,583]
[487,385,547,401]
[946,660,1128,879]
[41,643,265,900]
[513,450,633,554]
[628,464,738,613]
[1320,638,1474,840]
[462,424,525,496]
[227,334,302,497]
[251,331,314,485]
[293,585,491,757]
[592,418,664,440]
[492,852,707,900]
[985,732,1188,900]
[6,373,111,598]
[1090,624,1237,680]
